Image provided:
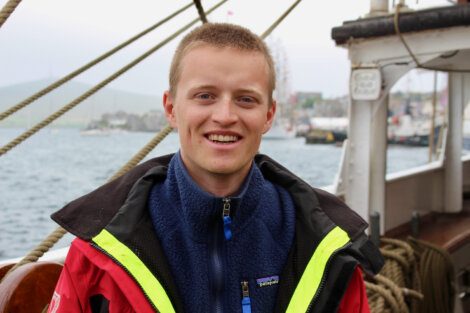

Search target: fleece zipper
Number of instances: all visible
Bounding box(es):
[209,198,233,313]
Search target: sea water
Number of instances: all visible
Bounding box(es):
[0,128,431,260]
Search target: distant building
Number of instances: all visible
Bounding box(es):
[294,92,322,109]
[86,110,167,132]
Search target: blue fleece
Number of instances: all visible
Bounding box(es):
[148,153,295,313]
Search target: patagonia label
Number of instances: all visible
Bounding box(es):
[256,275,279,288]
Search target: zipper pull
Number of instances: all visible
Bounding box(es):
[241,280,252,313]
[222,198,232,240]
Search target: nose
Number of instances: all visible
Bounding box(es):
[212,97,238,125]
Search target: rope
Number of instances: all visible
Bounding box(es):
[366,281,401,313]
[394,3,470,73]
[109,124,173,181]
[0,0,21,29]
[367,237,424,313]
[193,0,208,23]
[260,0,302,39]
[0,0,228,157]
[408,237,455,313]
[0,2,194,122]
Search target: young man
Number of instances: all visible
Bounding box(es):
[49,23,383,313]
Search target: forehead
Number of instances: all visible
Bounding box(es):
[177,44,270,90]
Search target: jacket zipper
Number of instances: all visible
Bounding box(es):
[210,198,232,313]
[306,242,352,313]
[90,243,160,313]
[241,280,252,313]
[222,198,232,240]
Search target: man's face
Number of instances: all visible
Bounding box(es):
[163,45,276,183]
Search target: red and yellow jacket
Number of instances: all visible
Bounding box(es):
[49,154,383,313]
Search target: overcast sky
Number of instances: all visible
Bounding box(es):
[0,0,451,97]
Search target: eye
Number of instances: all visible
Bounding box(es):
[237,96,256,104]
[195,92,214,100]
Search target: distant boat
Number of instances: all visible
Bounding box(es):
[263,118,295,140]
[80,127,127,136]
[388,115,443,147]
[80,128,111,136]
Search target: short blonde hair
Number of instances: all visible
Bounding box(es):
[169,23,276,100]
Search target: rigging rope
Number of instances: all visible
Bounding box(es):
[2,0,303,281]
[0,0,227,157]
[193,0,208,23]
[109,124,174,181]
[0,2,194,122]
[260,0,302,39]
[0,0,21,29]
[394,3,470,73]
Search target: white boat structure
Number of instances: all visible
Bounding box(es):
[331,1,470,311]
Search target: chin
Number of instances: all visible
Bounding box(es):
[206,162,245,176]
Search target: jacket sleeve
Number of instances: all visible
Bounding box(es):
[47,246,85,312]
[337,267,370,313]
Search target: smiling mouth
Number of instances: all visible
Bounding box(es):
[207,134,239,144]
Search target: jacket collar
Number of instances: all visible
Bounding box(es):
[152,152,264,242]
[52,153,368,242]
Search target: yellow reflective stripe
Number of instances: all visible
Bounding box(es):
[286,226,350,313]
[92,229,175,313]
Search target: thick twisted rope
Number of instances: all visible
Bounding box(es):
[0,0,21,29]
[0,2,194,122]
[0,0,227,157]
[408,237,455,313]
[109,124,174,181]
[367,237,424,313]
[366,281,401,313]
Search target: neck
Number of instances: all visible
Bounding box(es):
[195,170,250,197]
[179,155,252,197]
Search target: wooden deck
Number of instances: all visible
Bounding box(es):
[385,199,470,253]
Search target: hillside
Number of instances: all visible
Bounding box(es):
[0,79,161,127]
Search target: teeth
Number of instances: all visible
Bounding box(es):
[208,134,238,143]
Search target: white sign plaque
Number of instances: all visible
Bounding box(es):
[350,68,381,101]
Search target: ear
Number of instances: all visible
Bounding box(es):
[163,91,177,128]
[262,100,277,134]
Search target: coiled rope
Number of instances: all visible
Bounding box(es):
[408,237,456,313]
[0,0,227,157]
[367,238,424,313]
[0,2,194,122]
[366,236,456,313]
[0,0,21,29]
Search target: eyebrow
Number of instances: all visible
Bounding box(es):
[186,85,265,100]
